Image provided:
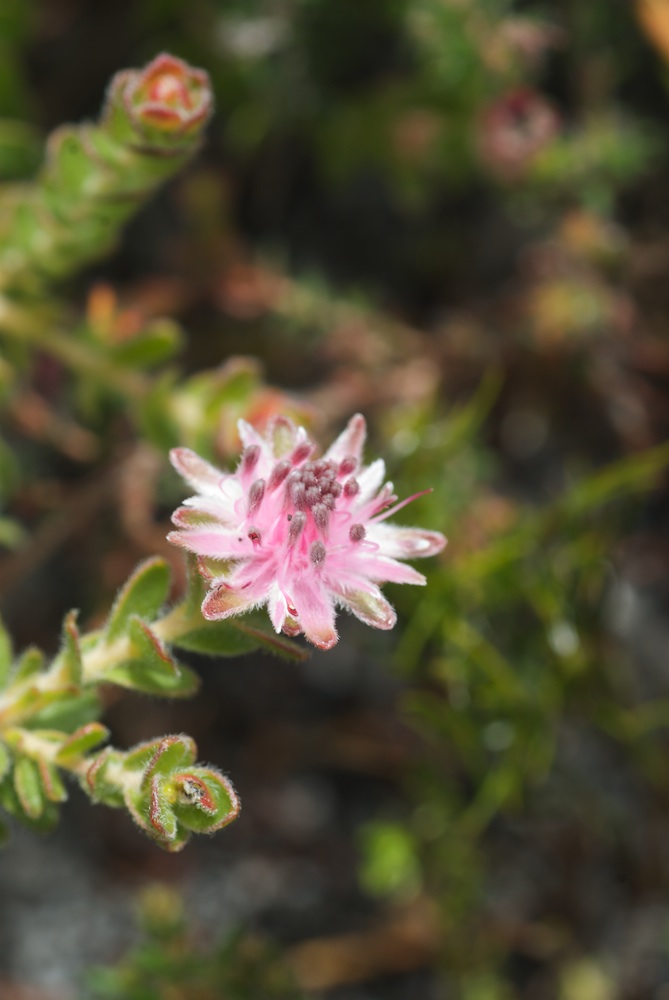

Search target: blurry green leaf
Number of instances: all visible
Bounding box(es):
[12,646,45,683]
[560,441,669,518]
[137,370,181,451]
[37,758,67,803]
[460,766,520,837]
[560,959,612,1000]
[437,369,502,459]
[0,516,25,549]
[27,689,100,734]
[13,754,45,819]
[0,119,41,179]
[56,610,83,685]
[359,821,422,898]
[0,616,12,690]
[0,742,11,783]
[55,722,110,765]
[0,436,19,504]
[109,319,183,369]
[231,616,310,662]
[171,619,261,657]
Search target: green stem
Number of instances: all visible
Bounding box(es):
[0,55,212,296]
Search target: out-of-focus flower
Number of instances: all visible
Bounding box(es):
[478,88,560,180]
[498,17,564,70]
[106,53,212,142]
[168,415,446,650]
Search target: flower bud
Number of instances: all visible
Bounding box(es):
[106,53,213,148]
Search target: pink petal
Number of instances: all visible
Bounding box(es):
[268,415,299,457]
[286,425,315,465]
[291,576,338,650]
[166,528,249,559]
[333,580,397,631]
[365,524,447,559]
[172,492,237,526]
[170,448,226,496]
[171,505,219,529]
[201,584,258,620]
[237,419,269,453]
[324,414,366,465]
[342,555,427,586]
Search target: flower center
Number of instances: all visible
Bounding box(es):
[285,459,343,514]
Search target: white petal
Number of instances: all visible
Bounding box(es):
[365,523,447,559]
[170,448,227,497]
[324,413,367,465]
[355,459,386,502]
[237,419,267,448]
[268,583,288,633]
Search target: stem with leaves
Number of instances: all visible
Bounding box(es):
[0,557,305,851]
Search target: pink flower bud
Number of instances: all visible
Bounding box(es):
[108,53,213,142]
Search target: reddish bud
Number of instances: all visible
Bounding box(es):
[110,53,213,140]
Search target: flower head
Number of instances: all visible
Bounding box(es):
[107,54,212,145]
[168,415,446,650]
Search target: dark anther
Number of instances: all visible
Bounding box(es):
[350,523,366,542]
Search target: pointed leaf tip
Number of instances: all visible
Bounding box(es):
[106,558,171,641]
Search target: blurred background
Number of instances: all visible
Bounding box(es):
[3,0,669,997]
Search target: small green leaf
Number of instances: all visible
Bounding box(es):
[0,516,26,549]
[561,440,669,519]
[56,610,83,684]
[104,618,200,697]
[231,616,309,662]
[137,372,181,452]
[109,319,183,368]
[7,683,79,727]
[106,558,172,642]
[0,742,11,782]
[172,766,240,834]
[171,620,260,657]
[121,773,183,848]
[13,755,45,819]
[12,646,44,683]
[55,722,109,765]
[27,689,100,733]
[37,758,67,803]
[359,822,422,899]
[146,774,179,842]
[83,748,125,808]
[142,735,196,784]
[122,737,167,773]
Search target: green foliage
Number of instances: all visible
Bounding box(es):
[0,55,213,296]
[355,392,669,982]
[87,734,239,852]
[0,5,667,995]
[84,885,307,1000]
[0,557,303,849]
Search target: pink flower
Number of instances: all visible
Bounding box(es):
[168,415,446,650]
